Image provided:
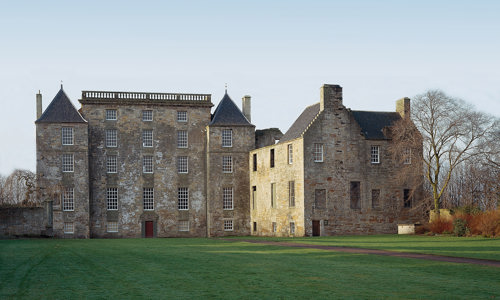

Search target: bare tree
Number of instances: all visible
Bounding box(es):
[1,169,38,206]
[406,90,499,213]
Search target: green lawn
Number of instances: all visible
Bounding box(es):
[235,235,500,261]
[0,237,498,299]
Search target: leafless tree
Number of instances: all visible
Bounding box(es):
[395,90,499,214]
[0,169,38,206]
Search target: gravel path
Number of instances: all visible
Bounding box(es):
[233,239,500,268]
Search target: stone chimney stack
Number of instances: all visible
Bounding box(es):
[242,95,251,122]
[320,84,343,112]
[36,91,42,119]
[396,97,410,118]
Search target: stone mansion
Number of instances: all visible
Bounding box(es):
[35,84,421,238]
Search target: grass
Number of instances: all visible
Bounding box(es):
[0,237,498,299]
[234,235,500,261]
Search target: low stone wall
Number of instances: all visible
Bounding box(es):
[0,207,46,238]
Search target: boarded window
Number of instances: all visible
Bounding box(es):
[270,149,275,168]
[314,189,326,209]
[404,189,412,208]
[372,189,380,209]
[350,181,361,209]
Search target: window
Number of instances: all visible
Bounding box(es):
[252,186,256,210]
[62,188,74,211]
[178,187,189,210]
[107,222,118,233]
[143,156,153,173]
[270,149,275,168]
[272,222,277,233]
[106,109,117,120]
[371,146,380,164]
[314,189,326,209]
[142,130,153,147]
[404,189,412,208]
[178,220,189,232]
[224,219,233,231]
[142,110,153,121]
[177,156,188,174]
[107,188,118,210]
[64,222,74,234]
[253,222,257,232]
[313,143,323,162]
[372,189,380,209]
[290,222,295,234]
[253,154,257,171]
[404,148,411,164]
[289,181,295,207]
[143,188,154,210]
[107,155,117,173]
[106,129,117,147]
[222,129,232,147]
[271,183,276,208]
[177,111,187,122]
[62,127,73,145]
[222,156,233,173]
[177,130,188,148]
[223,187,233,210]
[62,154,74,172]
[288,144,293,164]
[350,181,361,209]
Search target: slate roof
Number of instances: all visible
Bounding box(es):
[209,92,252,126]
[352,111,401,140]
[35,88,87,123]
[279,103,320,143]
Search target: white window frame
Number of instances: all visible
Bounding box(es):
[224,219,233,231]
[62,127,73,145]
[143,188,154,210]
[107,221,119,233]
[142,110,153,121]
[62,154,74,173]
[178,187,189,210]
[143,156,154,174]
[313,143,324,162]
[107,187,118,210]
[62,188,74,211]
[177,111,187,122]
[64,222,74,234]
[107,155,117,174]
[289,181,295,207]
[371,146,380,164]
[288,144,293,164]
[222,156,233,173]
[178,220,189,232]
[106,129,117,148]
[223,187,233,210]
[106,109,117,121]
[404,148,412,165]
[177,130,188,148]
[222,129,232,147]
[143,130,153,147]
[177,156,188,174]
[290,222,295,234]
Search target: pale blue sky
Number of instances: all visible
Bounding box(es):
[1,0,499,175]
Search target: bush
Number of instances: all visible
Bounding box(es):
[453,218,467,236]
[476,210,500,237]
[430,217,453,234]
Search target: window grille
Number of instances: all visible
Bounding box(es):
[62,127,73,145]
[107,188,118,210]
[178,187,189,210]
[222,156,233,173]
[223,187,233,210]
[222,129,232,147]
[143,188,154,210]
[177,130,188,148]
[62,154,74,172]
[62,188,74,211]
[143,130,153,147]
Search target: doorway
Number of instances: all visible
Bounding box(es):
[145,221,154,238]
[312,220,320,236]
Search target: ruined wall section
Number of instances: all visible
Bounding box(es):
[80,99,211,238]
[36,123,90,238]
[206,125,254,236]
[249,138,305,237]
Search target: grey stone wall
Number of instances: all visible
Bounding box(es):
[36,123,90,238]
[80,100,212,238]
[0,207,46,237]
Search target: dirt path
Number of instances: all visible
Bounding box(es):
[232,239,500,268]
